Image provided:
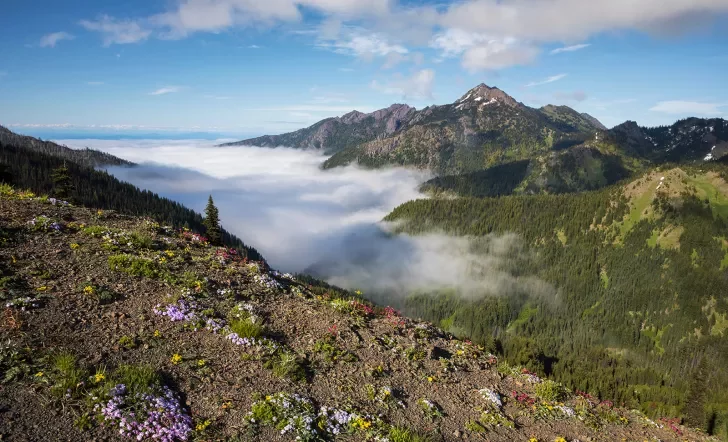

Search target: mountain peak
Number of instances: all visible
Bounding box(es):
[456,83,519,108]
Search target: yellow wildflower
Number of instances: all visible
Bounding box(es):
[171,354,183,364]
[197,359,206,367]
[94,373,105,383]
[529,438,539,442]
[554,437,568,442]
[195,420,211,432]
[160,257,167,264]
[37,286,48,292]
[154,330,161,338]
[35,372,44,377]
[84,285,95,295]
[70,243,80,250]
[265,395,272,401]
[427,376,435,383]
[165,250,175,258]
[97,210,103,216]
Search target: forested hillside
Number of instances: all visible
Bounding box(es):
[0,125,132,168]
[0,137,263,261]
[385,165,728,439]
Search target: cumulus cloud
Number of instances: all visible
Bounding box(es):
[462,40,539,71]
[550,43,590,54]
[58,140,553,302]
[39,32,75,48]
[78,1,728,69]
[80,15,152,46]
[371,69,435,100]
[649,100,726,116]
[524,73,568,87]
[316,31,408,62]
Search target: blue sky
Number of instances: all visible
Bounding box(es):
[1,0,728,138]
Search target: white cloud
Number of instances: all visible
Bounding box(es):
[247,44,262,48]
[80,15,152,46]
[430,28,490,57]
[649,101,726,116]
[39,32,75,48]
[439,0,728,42]
[462,40,539,71]
[317,31,408,60]
[525,73,568,87]
[371,68,435,100]
[77,0,728,70]
[149,86,182,95]
[550,43,591,54]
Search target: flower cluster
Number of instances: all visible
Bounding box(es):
[270,270,295,280]
[248,392,320,441]
[519,367,542,384]
[27,216,62,232]
[179,230,208,245]
[382,306,406,328]
[418,398,444,420]
[660,417,683,435]
[48,197,70,206]
[318,407,356,436]
[154,298,199,322]
[228,302,258,322]
[556,405,576,417]
[5,296,41,310]
[512,391,536,406]
[97,384,192,442]
[214,248,239,265]
[225,332,280,351]
[479,388,503,408]
[253,273,282,290]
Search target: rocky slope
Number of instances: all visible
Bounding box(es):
[219,104,416,154]
[223,84,605,175]
[0,187,712,442]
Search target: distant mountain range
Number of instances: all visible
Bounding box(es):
[223,84,728,195]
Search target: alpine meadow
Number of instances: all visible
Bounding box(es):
[2,1,728,441]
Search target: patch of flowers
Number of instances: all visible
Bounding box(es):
[96,384,192,441]
[153,293,225,333]
[27,216,63,233]
[479,388,503,408]
[248,393,385,441]
[154,298,199,322]
[228,302,259,323]
[248,392,320,441]
[179,229,208,246]
[48,197,70,206]
[4,296,42,311]
[418,398,444,421]
[253,273,283,290]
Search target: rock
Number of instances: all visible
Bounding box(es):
[453,430,462,438]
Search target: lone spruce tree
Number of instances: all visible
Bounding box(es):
[51,163,73,200]
[203,195,222,245]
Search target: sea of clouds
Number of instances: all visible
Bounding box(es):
[56,139,554,304]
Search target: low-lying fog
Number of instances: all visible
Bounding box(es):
[57,139,553,304]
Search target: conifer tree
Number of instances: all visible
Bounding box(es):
[204,195,222,245]
[51,163,73,199]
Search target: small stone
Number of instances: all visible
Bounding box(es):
[453,430,462,438]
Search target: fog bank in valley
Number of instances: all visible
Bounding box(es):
[58,139,554,303]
